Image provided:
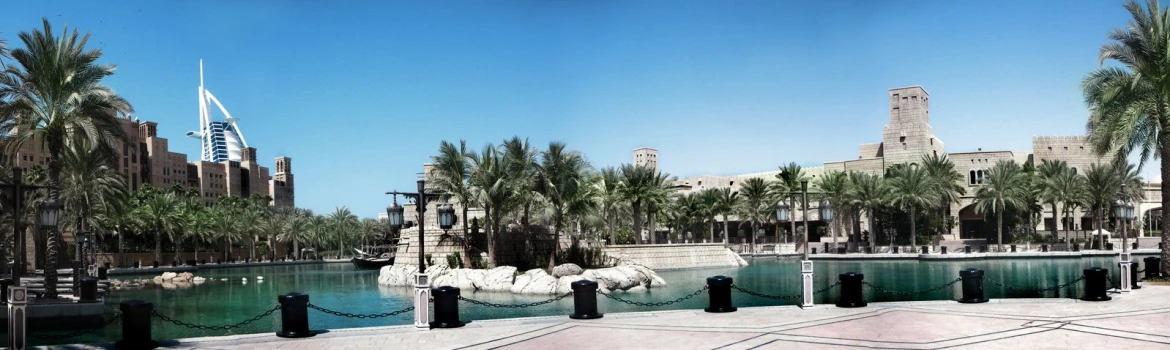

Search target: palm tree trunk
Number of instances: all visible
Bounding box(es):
[1050,201,1058,240]
[721,214,729,246]
[117,228,125,268]
[997,212,1004,251]
[1097,208,1104,250]
[790,196,797,244]
[485,206,496,267]
[155,226,162,263]
[910,206,917,248]
[294,239,300,260]
[607,209,616,245]
[1162,140,1170,273]
[648,210,657,244]
[868,211,876,251]
[632,203,644,245]
[548,215,562,269]
[750,220,757,254]
[250,233,256,260]
[709,220,715,243]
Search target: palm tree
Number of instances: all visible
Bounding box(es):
[1083,0,1170,276]
[329,207,358,258]
[710,187,739,245]
[697,188,720,242]
[95,191,134,266]
[776,163,808,243]
[60,141,126,256]
[737,177,773,253]
[1084,163,1122,249]
[1037,160,1071,239]
[814,170,850,251]
[888,165,936,248]
[535,142,589,268]
[135,191,177,263]
[0,19,134,297]
[921,154,966,246]
[595,167,623,244]
[279,208,311,259]
[468,143,510,267]
[618,164,657,245]
[502,136,540,260]
[644,170,676,244]
[973,161,1027,251]
[1052,170,1086,246]
[430,140,476,263]
[850,172,890,251]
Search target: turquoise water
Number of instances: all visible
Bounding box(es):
[25,255,1149,346]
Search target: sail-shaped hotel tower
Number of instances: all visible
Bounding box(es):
[187,60,250,163]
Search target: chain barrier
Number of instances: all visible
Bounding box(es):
[861,278,962,296]
[308,303,415,319]
[730,285,801,300]
[985,276,1085,295]
[29,313,122,340]
[458,292,573,308]
[598,285,708,307]
[153,305,281,331]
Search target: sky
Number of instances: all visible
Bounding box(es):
[0,0,1144,218]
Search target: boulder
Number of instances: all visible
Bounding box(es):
[555,275,585,294]
[551,263,583,278]
[477,266,516,292]
[378,265,419,286]
[192,277,207,284]
[177,272,194,281]
[510,274,532,294]
[518,269,559,295]
[160,272,177,280]
[152,276,164,285]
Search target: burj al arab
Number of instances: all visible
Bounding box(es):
[186,60,250,163]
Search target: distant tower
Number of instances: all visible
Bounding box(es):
[633,147,658,171]
[881,86,944,165]
[187,60,250,162]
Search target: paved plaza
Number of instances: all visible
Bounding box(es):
[48,285,1170,350]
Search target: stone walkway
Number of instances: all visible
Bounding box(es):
[47,286,1170,349]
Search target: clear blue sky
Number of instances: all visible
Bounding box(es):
[0,0,1140,218]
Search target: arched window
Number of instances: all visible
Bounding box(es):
[969,170,976,185]
[1071,167,1078,175]
[977,170,985,184]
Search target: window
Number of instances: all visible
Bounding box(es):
[977,170,985,184]
[899,136,906,142]
[1071,167,1077,175]
[969,171,976,185]
[1048,147,1052,150]
[729,181,734,186]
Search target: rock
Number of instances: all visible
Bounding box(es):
[555,275,585,294]
[519,269,559,294]
[477,266,516,292]
[177,272,193,281]
[192,277,206,284]
[161,281,177,290]
[510,274,532,294]
[551,264,583,278]
[256,276,264,280]
[220,278,228,281]
[161,272,177,280]
[152,276,164,285]
[377,265,418,286]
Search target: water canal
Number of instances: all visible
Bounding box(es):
[25,254,1152,346]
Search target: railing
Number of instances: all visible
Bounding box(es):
[17,260,1166,347]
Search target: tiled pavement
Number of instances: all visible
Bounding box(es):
[48,286,1170,349]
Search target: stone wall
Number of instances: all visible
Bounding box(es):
[603,244,747,270]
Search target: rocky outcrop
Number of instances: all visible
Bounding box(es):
[112,271,213,290]
[379,263,667,295]
[551,263,583,278]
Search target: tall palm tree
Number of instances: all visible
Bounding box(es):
[814,171,850,251]
[502,136,540,260]
[618,164,657,245]
[775,163,808,243]
[279,208,311,259]
[697,188,720,242]
[973,161,1027,251]
[595,167,623,244]
[888,165,936,248]
[1037,159,1071,239]
[60,141,126,252]
[921,154,966,246]
[535,142,589,268]
[850,172,890,251]
[430,140,476,264]
[329,206,358,258]
[95,190,134,266]
[737,177,773,253]
[1052,170,1087,246]
[135,191,177,263]
[1084,163,1122,249]
[644,170,676,244]
[0,19,134,297]
[710,187,739,246]
[468,143,511,267]
[1083,0,1170,274]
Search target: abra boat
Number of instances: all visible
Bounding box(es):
[351,243,398,269]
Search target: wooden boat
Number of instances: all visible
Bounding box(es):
[351,243,398,270]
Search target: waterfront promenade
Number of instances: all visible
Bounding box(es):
[48,285,1170,349]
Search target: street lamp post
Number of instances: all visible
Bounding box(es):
[1115,184,1136,292]
[385,179,452,329]
[775,179,832,308]
[0,167,61,287]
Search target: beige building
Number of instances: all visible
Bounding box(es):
[673,86,1156,242]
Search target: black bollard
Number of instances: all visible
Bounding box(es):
[865,246,873,254]
[812,248,817,254]
[0,278,11,303]
[1042,244,1048,252]
[80,277,98,302]
[134,261,141,269]
[892,246,899,254]
[1106,243,1114,250]
[941,246,948,254]
[1144,257,1162,279]
[837,247,846,254]
[979,245,988,253]
[704,275,737,313]
[152,261,159,269]
[98,267,108,280]
[276,293,315,338]
[431,286,466,328]
[1010,245,1016,253]
[958,269,988,303]
[116,300,158,349]
[569,280,603,319]
[835,272,867,308]
[824,243,830,253]
[1129,261,1141,290]
[171,260,178,268]
[1073,243,1080,252]
[1081,267,1112,302]
[921,246,928,254]
[964,246,971,254]
[1132,242,1139,250]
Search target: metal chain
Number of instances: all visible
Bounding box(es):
[861,278,962,296]
[598,285,709,307]
[30,313,122,340]
[816,281,842,294]
[730,284,801,300]
[308,303,415,319]
[986,276,1085,294]
[152,305,281,331]
[458,292,573,308]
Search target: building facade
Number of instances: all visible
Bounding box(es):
[672,86,1154,241]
